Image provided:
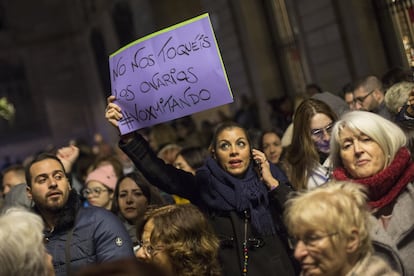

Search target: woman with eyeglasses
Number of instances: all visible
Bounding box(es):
[284,181,399,276]
[105,95,298,276]
[84,164,117,210]
[135,204,221,276]
[282,98,338,190]
[329,111,414,275]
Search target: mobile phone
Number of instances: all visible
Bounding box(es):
[251,151,262,176]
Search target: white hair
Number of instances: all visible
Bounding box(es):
[0,208,50,276]
[330,111,406,168]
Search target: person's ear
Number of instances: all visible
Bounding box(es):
[26,185,33,200]
[210,148,216,159]
[346,228,360,254]
[67,177,72,191]
[373,89,383,101]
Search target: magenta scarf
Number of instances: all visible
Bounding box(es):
[333,147,414,209]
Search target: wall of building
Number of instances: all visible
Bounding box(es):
[0,0,404,163]
[286,0,389,94]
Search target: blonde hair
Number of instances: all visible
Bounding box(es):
[284,181,373,257]
[330,111,406,168]
[384,81,414,114]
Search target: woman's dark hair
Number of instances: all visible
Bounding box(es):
[176,146,208,170]
[208,121,251,156]
[111,171,165,215]
[259,127,283,150]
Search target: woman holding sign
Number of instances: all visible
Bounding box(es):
[105,96,297,275]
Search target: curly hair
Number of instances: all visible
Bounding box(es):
[137,204,221,276]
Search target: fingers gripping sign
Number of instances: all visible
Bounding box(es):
[105,95,123,129]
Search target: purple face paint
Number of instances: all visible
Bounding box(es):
[315,139,330,154]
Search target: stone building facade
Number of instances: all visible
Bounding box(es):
[0,0,407,163]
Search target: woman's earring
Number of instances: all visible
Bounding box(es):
[211,151,216,159]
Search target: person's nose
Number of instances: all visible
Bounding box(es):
[135,247,148,260]
[294,240,309,261]
[48,177,58,189]
[353,140,364,155]
[126,193,133,204]
[322,129,330,140]
[354,101,362,110]
[229,144,238,156]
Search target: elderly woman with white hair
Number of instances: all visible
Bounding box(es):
[284,181,399,276]
[329,110,414,275]
[0,208,55,276]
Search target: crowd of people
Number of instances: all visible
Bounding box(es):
[0,68,413,276]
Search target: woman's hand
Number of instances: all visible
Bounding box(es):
[105,95,135,143]
[105,95,123,128]
[251,148,279,190]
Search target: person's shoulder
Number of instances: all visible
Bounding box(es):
[401,181,414,199]
[77,206,118,222]
[360,254,400,276]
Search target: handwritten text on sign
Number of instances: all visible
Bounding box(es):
[109,13,233,134]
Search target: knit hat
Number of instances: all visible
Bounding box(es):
[85,165,117,191]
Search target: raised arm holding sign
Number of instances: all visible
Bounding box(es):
[105,14,297,276]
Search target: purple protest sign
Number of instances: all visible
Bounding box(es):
[109,13,233,134]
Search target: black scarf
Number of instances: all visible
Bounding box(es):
[34,189,81,233]
[197,157,275,235]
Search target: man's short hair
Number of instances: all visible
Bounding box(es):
[2,164,25,177]
[25,153,67,187]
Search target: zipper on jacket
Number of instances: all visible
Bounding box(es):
[243,210,249,275]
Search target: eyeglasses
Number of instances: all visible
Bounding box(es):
[310,122,334,140]
[290,232,338,249]
[353,89,375,104]
[136,240,164,257]
[82,187,108,197]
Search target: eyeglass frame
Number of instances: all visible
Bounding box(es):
[136,240,164,257]
[353,89,375,104]
[289,232,338,249]
[82,187,109,197]
[310,122,334,140]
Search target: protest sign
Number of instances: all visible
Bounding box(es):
[109,13,233,134]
